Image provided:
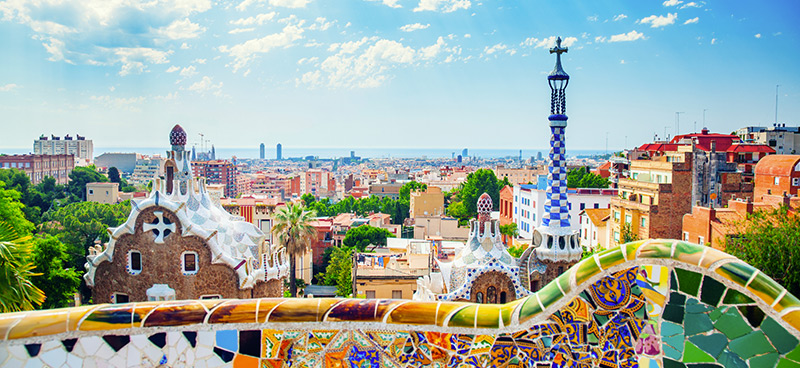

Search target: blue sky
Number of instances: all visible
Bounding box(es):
[1,0,798,152]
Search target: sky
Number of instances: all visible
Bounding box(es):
[0,0,798,152]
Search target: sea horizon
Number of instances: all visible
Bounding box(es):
[0,146,615,160]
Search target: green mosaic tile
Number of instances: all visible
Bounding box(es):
[517,296,543,323]
[738,305,766,328]
[718,349,748,368]
[761,317,799,354]
[713,307,752,340]
[663,357,687,368]
[662,321,684,337]
[670,292,687,306]
[663,304,685,324]
[709,306,726,321]
[714,261,757,287]
[685,311,715,336]
[684,340,716,363]
[786,343,800,362]
[749,353,779,368]
[536,280,563,309]
[722,288,755,305]
[596,247,626,270]
[689,333,728,359]
[671,270,680,291]
[776,292,800,313]
[747,272,785,307]
[779,358,800,368]
[664,342,683,360]
[686,298,714,314]
[728,330,775,359]
[556,273,571,296]
[676,268,702,296]
[700,276,725,307]
[574,256,602,286]
[637,240,673,259]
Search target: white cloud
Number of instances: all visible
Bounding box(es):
[620,59,625,64]
[194,58,207,64]
[187,76,223,95]
[680,1,702,8]
[520,36,577,49]
[414,0,471,13]
[0,0,210,74]
[587,15,598,22]
[180,66,197,77]
[0,84,19,92]
[638,13,678,28]
[596,30,646,43]
[481,43,516,58]
[299,36,458,88]
[366,0,402,8]
[230,28,255,34]
[464,33,471,38]
[308,17,334,31]
[269,0,311,8]
[230,13,277,26]
[158,18,205,39]
[613,14,627,21]
[755,33,762,38]
[662,0,682,6]
[220,24,305,72]
[400,23,430,32]
[711,38,716,44]
[166,65,180,73]
[683,17,699,24]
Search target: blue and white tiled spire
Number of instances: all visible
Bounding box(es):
[534,37,582,263]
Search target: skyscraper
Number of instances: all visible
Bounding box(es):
[462,148,468,157]
[276,143,282,160]
[260,143,265,159]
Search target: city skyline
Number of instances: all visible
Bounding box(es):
[1,0,798,151]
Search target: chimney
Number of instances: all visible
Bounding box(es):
[710,140,717,153]
[784,191,791,207]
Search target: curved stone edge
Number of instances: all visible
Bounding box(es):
[2,239,799,343]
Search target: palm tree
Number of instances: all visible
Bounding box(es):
[0,221,45,312]
[272,202,317,297]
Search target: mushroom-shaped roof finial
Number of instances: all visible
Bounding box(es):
[477,193,492,223]
[170,124,187,147]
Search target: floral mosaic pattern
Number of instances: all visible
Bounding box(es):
[1,239,800,367]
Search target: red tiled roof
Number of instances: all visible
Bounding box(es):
[754,155,800,177]
[727,144,775,153]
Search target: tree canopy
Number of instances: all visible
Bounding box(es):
[399,181,426,202]
[322,246,353,297]
[342,225,395,252]
[722,207,800,297]
[68,166,107,201]
[0,221,45,312]
[31,236,81,309]
[567,167,610,189]
[446,169,510,224]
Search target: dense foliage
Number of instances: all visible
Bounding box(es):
[342,225,395,252]
[723,207,800,297]
[567,167,610,189]
[446,169,511,224]
[31,236,81,309]
[301,180,428,226]
[322,246,354,297]
[272,203,317,297]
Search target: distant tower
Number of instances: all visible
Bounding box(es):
[350,150,355,158]
[260,143,265,159]
[211,145,216,160]
[276,143,282,160]
[462,148,468,157]
[457,155,462,163]
[191,146,196,161]
[519,37,582,292]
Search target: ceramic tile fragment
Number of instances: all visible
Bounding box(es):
[728,330,774,359]
[713,307,751,339]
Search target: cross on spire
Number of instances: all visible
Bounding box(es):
[549,37,568,58]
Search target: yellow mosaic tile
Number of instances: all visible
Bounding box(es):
[131,303,159,328]
[747,272,785,307]
[142,300,208,327]
[775,293,800,314]
[66,305,103,332]
[697,247,736,269]
[7,309,67,339]
[78,304,134,331]
[517,295,543,324]
[256,298,290,323]
[636,239,673,259]
[713,261,757,288]
[596,247,626,271]
[0,311,25,340]
[574,256,602,286]
[782,309,800,332]
[207,299,260,324]
[446,305,479,328]
[268,298,331,322]
[671,241,706,266]
[383,301,437,325]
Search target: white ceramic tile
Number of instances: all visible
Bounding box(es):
[184,348,195,366]
[42,341,62,353]
[125,345,143,368]
[93,342,115,361]
[65,353,83,368]
[5,356,26,368]
[166,346,179,365]
[0,346,9,365]
[7,344,29,360]
[40,346,67,367]
[195,345,213,360]
[79,336,103,356]
[205,354,225,368]
[142,343,163,365]
[176,335,189,355]
[167,332,182,348]
[198,331,214,347]
[24,357,44,368]
[129,335,148,350]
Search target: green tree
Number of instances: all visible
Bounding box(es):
[31,236,81,309]
[272,203,317,297]
[342,225,395,252]
[567,167,610,189]
[499,223,519,245]
[723,207,800,296]
[0,221,45,312]
[399,181,427,202]
[107,167,121,184]
[67,166,107,201]
[620,222,639,243]
[323,246,353,297]
[42,201,131,271]
[300,193,316,206]
[508,242,527,258]
[457,169,509,218]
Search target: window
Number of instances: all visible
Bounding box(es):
[88,189,94,195]
[475,292,484,304]
[625,214,632,224]
[640,217,646,228]
[614,231,620,242]
[182,252,199,274]
[365,290,376,299]
[698,236,705,245]
[594,203,599,209]
[580,203,585,210]
[200,295,222,299]
[128,251,142,275]
[793,177,800,187]
[613,211,620,222]
[392,290,402,299]
[113,293,129,304]
[683,232,689,241]
[775,177,780,185]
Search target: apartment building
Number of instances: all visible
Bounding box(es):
[0,154,74,185]
[192,160,238,198]
[409,186,444,218]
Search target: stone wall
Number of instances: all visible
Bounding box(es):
[92,206,281,303]
[2,240,800,368]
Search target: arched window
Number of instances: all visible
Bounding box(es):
[500,291,507,304]
[487,286,497,304]
[475,292,484,304]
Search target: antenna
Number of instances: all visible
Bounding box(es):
[675,112,685,136]
[703,108,707,127]
[776,84,781,124]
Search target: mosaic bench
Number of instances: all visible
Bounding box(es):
[1,239,799,367]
